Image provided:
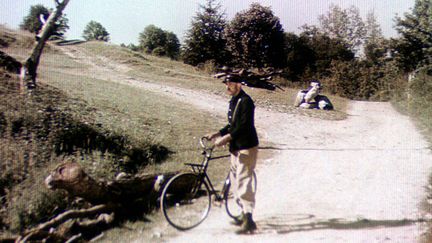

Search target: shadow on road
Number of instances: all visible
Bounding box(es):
[259,146,430,151]
[256,214,426,234]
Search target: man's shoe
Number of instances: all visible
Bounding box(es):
[230,213,244,226]
[235,213,257,234]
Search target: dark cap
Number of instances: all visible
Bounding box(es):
[222,74,243,83]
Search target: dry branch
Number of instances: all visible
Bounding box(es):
[17,204,112,242]
[214,66,284,91]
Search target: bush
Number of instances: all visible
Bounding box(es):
[196,59,218,74]
[8,185,68,232]
[408,65,432,118]
[152,46,166,57]
[370,61,404,101]
[323,58,406,101]
[324,60,362,99]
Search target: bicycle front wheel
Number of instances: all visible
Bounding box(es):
[225,171,257,219]
[160,172,211,230]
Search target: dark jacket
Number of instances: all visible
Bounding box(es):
[220,90,259,152]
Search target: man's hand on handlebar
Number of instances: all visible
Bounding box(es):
[215,134,231,147]
[204,132,220,140]
[203,132,231,147]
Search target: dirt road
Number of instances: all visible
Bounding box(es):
[144,91,432,243]
[56,44,432,242]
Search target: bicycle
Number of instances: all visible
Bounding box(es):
[160,137,257,230]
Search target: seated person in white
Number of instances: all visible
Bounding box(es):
[294,80,333,110]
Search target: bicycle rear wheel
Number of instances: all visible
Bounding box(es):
[225,171,257,219]
[160,172,211,230]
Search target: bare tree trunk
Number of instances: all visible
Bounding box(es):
[21,0,70,90]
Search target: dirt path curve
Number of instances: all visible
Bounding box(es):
[161,102,432,243]
[56,44,432,242]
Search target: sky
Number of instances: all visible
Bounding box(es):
[0,0,415,45]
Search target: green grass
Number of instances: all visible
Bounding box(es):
[392,66,432,145]
[39,68,226,170]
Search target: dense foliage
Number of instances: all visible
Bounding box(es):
[20,4,69,39]
[182,0,228,66]
[393,0,432,72]
[224,3,286,68]
[318,4,366,55]
[82,20,110,42]
[139,25,180,59]
[282,24,356,82]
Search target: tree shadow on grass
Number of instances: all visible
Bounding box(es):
[256,214,426,235]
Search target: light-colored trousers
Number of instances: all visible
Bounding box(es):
[230,146,258,214]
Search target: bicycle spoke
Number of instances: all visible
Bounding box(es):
[161,173,211,230]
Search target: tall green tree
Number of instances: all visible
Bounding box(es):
[82,21,110,42]
[139,25,166,53]
[318,4,366,55]
[224,3,286,68]
[284,32,315,81]
[299,25,355,78]
[20,4,69,39]
[182,0,228,66]
[394,0,432,71]
[363,11,387,63]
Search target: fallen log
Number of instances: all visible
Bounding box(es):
[15,160,180,242]
[44,160,177,204]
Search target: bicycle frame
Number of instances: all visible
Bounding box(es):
[160,137,245,230]
[184,142,228,202]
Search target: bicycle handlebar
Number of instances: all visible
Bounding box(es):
[200,137,215,150]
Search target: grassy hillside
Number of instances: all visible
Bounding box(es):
[0,25,349,239]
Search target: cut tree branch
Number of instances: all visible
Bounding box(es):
[17,204,113,242]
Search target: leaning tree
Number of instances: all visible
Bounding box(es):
[20,0,70,91]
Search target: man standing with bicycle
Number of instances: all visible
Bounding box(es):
[206,74,259,234]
